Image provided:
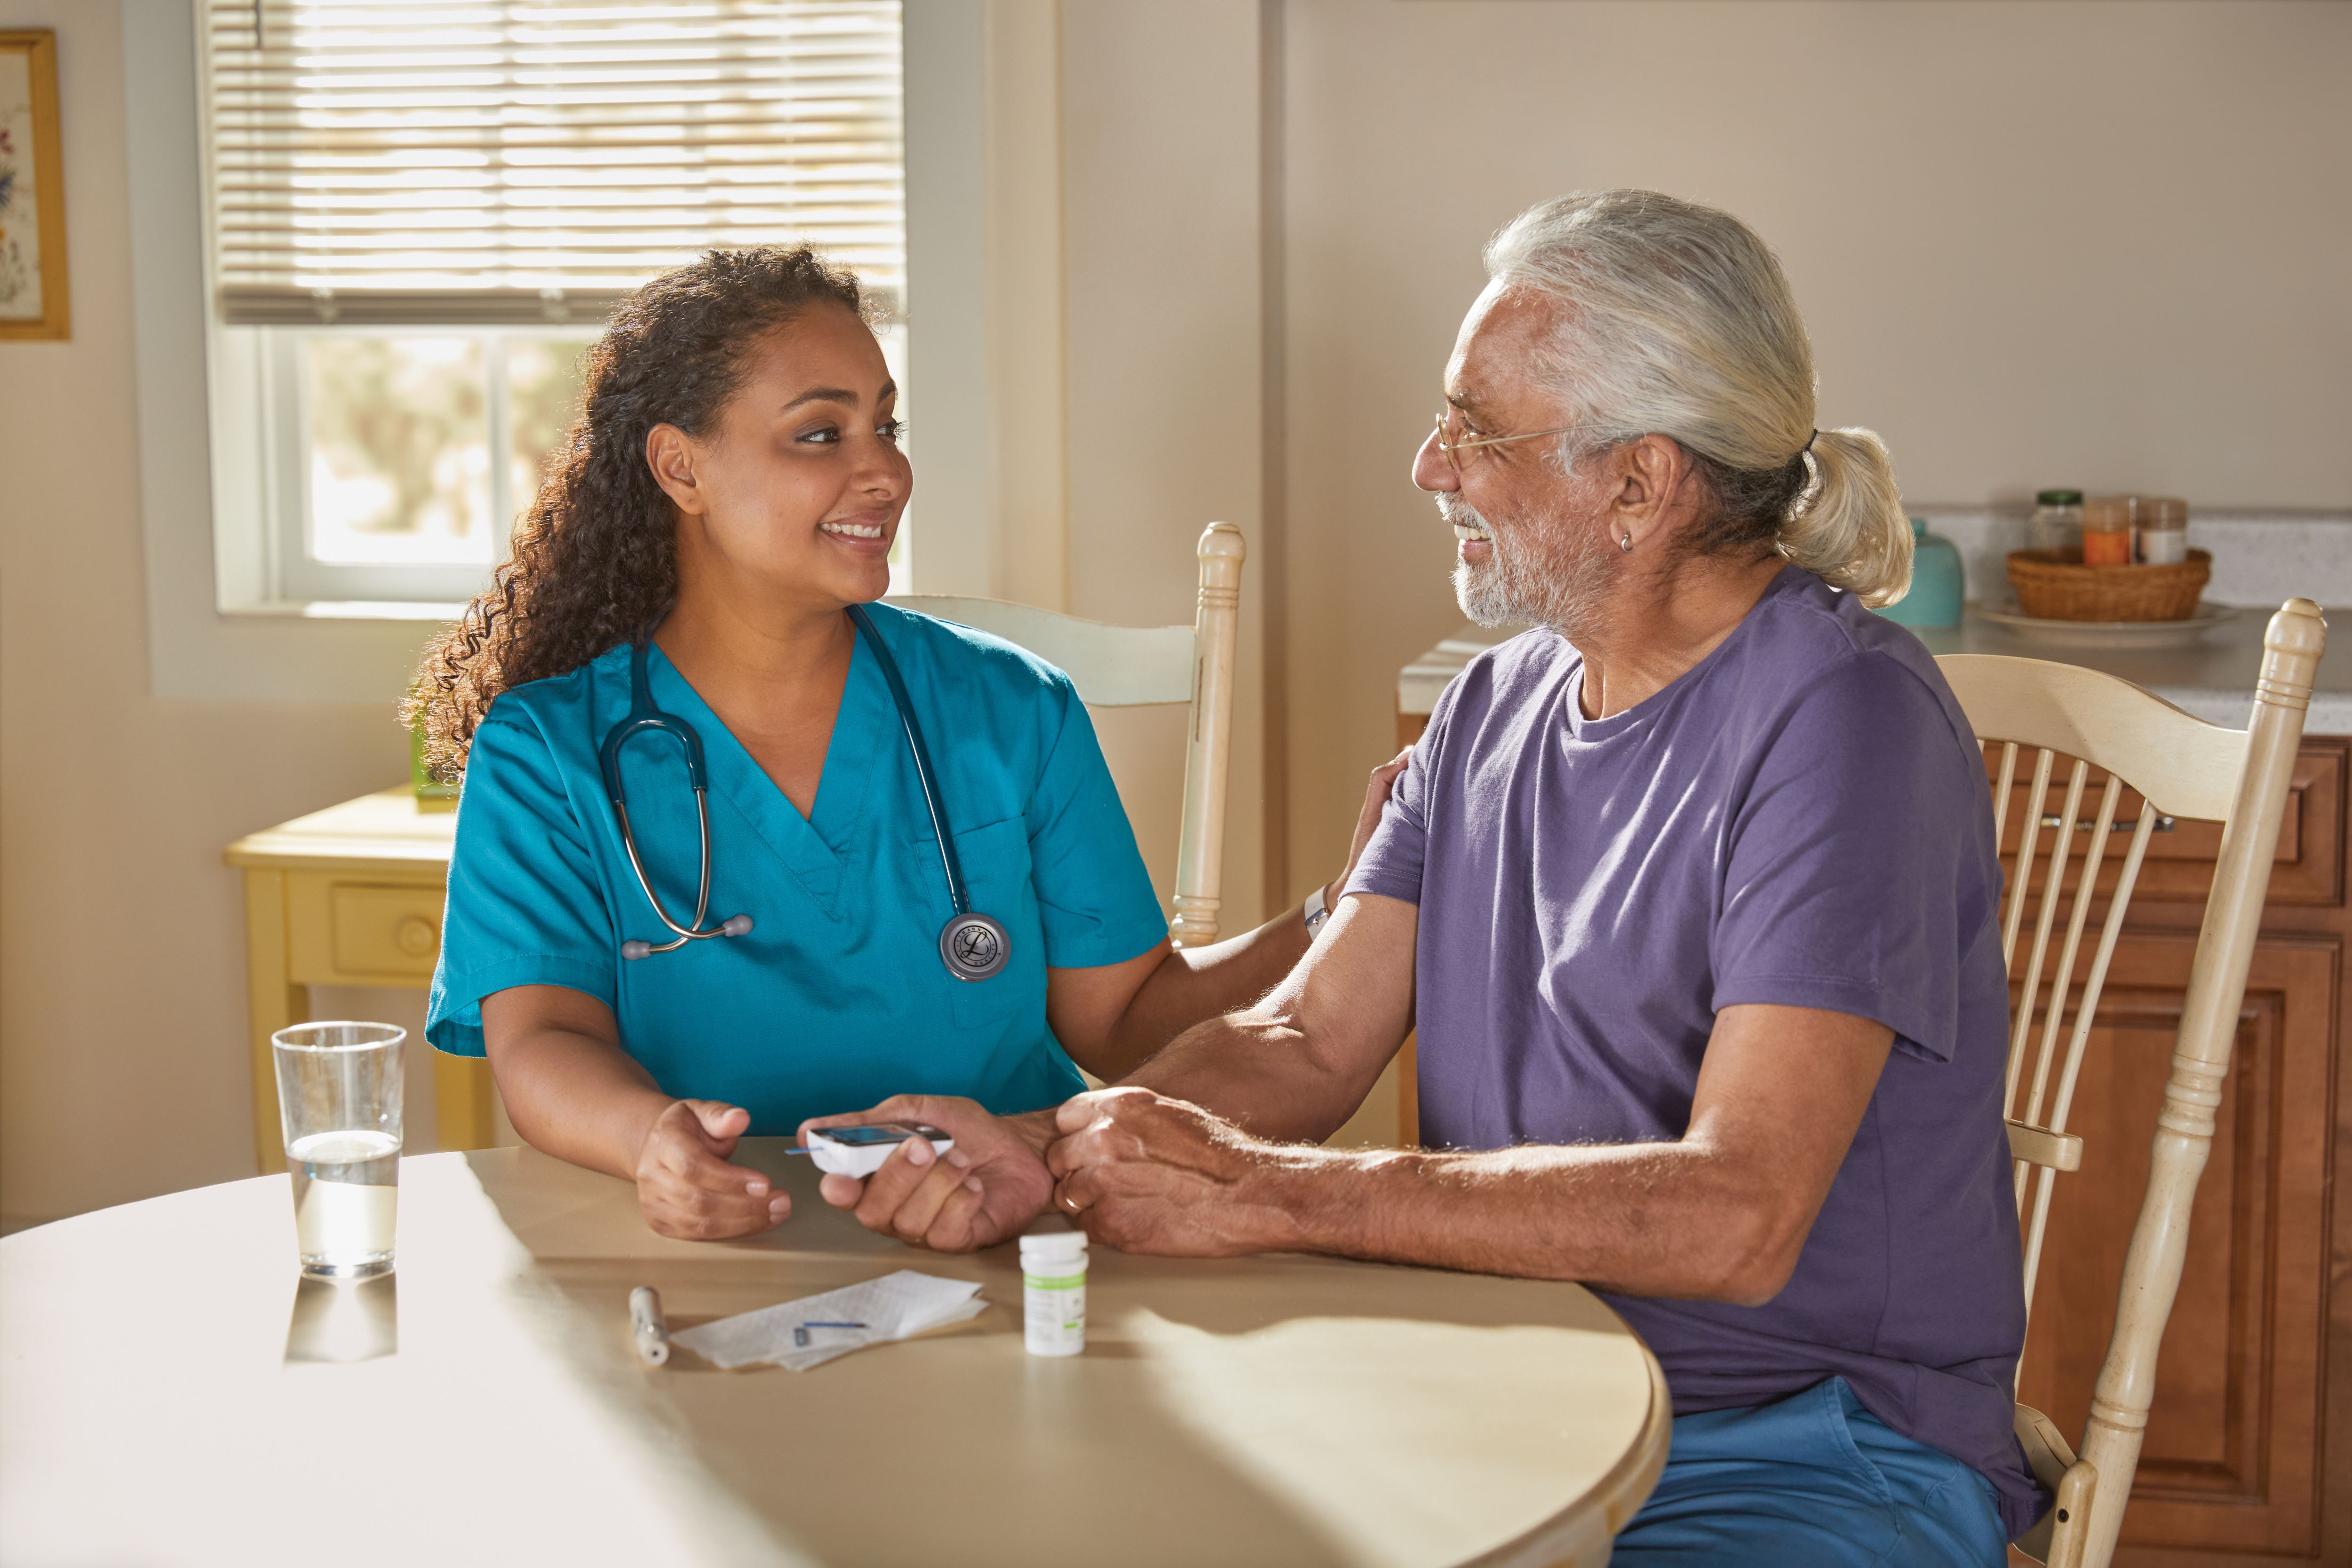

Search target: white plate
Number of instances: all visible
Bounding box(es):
[1975,602,2236,649]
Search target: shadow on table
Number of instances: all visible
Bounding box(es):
[1109,1249,1636,1339]
[456,1148,1406,1568]
[284,1273,398,1365]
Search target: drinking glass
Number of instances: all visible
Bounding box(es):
[272,1022,404,1278]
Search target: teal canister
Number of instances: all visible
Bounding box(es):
[1875,516,1963,629]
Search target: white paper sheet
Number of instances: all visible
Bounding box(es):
[670,1271,987,1371]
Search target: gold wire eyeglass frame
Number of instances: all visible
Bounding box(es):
[1430,411,1581,475]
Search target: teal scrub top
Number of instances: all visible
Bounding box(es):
[425,603,1169,1133]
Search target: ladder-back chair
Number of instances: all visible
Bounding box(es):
[1937,598,2326,1568]
[887,520,1244,947]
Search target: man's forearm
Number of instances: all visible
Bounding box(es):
[1055,999,1879,1300]
[1241,1138,1813,1306]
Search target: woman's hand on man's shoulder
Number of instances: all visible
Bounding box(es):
[802,1094,1056,1253]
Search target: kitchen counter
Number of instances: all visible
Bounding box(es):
[1397,601,2351,734]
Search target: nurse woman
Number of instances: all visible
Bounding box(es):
[413,247,1384,1243]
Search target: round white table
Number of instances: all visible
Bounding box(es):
[0,1143,1668,1568]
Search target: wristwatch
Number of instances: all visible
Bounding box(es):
[1303,883,1331,939]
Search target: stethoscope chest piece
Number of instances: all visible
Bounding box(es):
[941,911,1011,982]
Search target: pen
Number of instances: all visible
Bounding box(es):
[793,1320,867,1347]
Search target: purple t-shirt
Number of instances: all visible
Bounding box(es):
[1350,566,2035,1534]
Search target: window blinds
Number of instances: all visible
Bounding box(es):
[201,1,903,326]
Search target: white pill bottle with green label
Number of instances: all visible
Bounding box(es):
[1020,1230,1088,1356]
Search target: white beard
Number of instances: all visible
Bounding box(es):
[1441,492,1617,643]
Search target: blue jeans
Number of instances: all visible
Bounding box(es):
[1612,1378,2007,1568]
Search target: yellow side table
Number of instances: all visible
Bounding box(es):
[224,789,491,1174]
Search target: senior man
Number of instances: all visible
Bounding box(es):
[809,190,2032,1566]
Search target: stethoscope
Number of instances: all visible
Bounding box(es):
[597,604,1011,982]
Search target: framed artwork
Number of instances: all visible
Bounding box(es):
[0,29,67,341]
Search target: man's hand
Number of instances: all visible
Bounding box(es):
[801,1095,1055,1252]
[633,1099,790,1240]
[1046,1087,1308,1256]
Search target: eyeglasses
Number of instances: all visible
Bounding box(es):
[1430,410,1580,476]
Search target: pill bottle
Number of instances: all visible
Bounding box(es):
[1021,1230,1089,1357]
[2081,496,2135,567]
[2137,496,2189,565]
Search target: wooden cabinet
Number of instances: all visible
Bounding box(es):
[2014,930,2338,1563]
[2002,738,2349,1566]
[1994,747,2344,908]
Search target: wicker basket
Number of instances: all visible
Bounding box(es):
[2005,548,2211,622]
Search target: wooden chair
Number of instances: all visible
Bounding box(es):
[887,520,1243,946]
[1937,598,2326,1568]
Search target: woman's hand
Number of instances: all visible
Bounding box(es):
[632,1099,791,1239]
[485,988,788,1241]
[802,1094,1056,1252]
[1327,752,1411,912]
[1325,749,1411,908]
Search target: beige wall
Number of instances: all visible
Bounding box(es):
[0,0,411,1223]
[905,0,1279,941]
[7,0,2345,1219]
[1275,0,2352,909]
[1063,0,1275,931]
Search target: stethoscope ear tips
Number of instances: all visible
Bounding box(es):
[621,918,748,959]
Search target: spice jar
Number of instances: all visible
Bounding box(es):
[2029,490,2084,553]
[2137,496,2188,565]
[2081,496,2135,567]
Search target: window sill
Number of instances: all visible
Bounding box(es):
[226,599,467,623]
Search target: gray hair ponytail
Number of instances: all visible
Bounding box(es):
[1484,190,1912,607]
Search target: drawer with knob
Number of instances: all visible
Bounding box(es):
[1988,739,2344,908]
[286,876,448,985]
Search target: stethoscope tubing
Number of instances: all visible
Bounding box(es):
[613,792,715,954]
[602,609,1007,980]
[846,603,972,918]
[602,633,745,960]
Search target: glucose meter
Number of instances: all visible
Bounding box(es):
[800,1123,956,1180]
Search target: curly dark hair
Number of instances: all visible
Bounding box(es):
[406,245,873,777]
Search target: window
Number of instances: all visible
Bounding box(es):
[198,0,906,612]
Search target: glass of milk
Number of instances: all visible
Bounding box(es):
[271,1022,405,1278]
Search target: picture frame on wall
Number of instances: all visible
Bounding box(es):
[0,29,68,341]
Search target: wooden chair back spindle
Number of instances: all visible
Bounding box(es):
[889,521,1244,948]
[1938,598,2325,1568]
